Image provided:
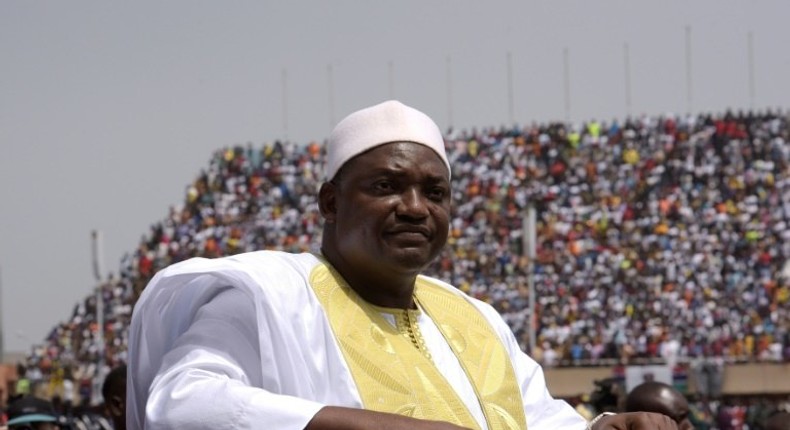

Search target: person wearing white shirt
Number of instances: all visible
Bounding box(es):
[128,100,678,430]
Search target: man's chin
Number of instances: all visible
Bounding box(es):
[385,248,437,272]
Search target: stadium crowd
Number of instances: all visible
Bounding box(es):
[14,109,790,414]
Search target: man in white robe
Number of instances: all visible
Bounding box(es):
[128,100,678,430]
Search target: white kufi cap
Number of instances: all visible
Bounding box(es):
[325,100,450,181]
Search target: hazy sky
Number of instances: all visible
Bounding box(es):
[1,1,789,355]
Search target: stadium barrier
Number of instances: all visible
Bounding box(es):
[545,362,790,398]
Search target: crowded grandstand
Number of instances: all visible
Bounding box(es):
[11,108,790,427]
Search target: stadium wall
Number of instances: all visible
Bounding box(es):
[545,363,790,398]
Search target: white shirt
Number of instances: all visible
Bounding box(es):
[127,251,586,430]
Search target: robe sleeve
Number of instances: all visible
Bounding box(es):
[127,268,325,430]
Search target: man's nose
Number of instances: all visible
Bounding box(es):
[397,188,430,218]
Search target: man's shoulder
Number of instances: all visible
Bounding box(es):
[415,274,493,311]
[415,274,461,295]
[139,251,322,305]
[416,275,516,345]
[160,250,319,278]
[225,250,320,271]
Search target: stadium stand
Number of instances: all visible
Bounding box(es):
[11,109,790,426]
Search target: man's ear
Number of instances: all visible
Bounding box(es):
[318,182,337,223]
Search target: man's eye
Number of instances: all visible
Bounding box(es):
[427,188,447,200]
[373,181,395,192]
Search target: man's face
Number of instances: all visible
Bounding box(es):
[326,141,451,277]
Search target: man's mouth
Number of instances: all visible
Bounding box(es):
[386,226,431,241]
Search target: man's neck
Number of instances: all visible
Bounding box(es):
[351,281,417,309]
[320,250,418,309]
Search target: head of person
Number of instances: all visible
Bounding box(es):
[319,100,451,306]
[764,411,790,430]
[624,381,692,430]
[589,378,622,413]
[101,365,127,430]
[5,395,60,430]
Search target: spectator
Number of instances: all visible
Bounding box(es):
[101,365,126,430]
[764,411,790,430]
[5,396,60,430]
[624,381,693,430]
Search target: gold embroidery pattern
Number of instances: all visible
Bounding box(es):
[373,305,433,361]
[309,262,527,430]
[416,280,527,430]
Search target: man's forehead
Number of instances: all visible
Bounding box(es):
[342,142,450,179]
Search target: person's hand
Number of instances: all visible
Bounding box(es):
[306,406,474,430]
[591,412,679,430]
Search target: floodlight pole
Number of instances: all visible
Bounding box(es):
[91,230,105,404]
[524,205,537,353]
